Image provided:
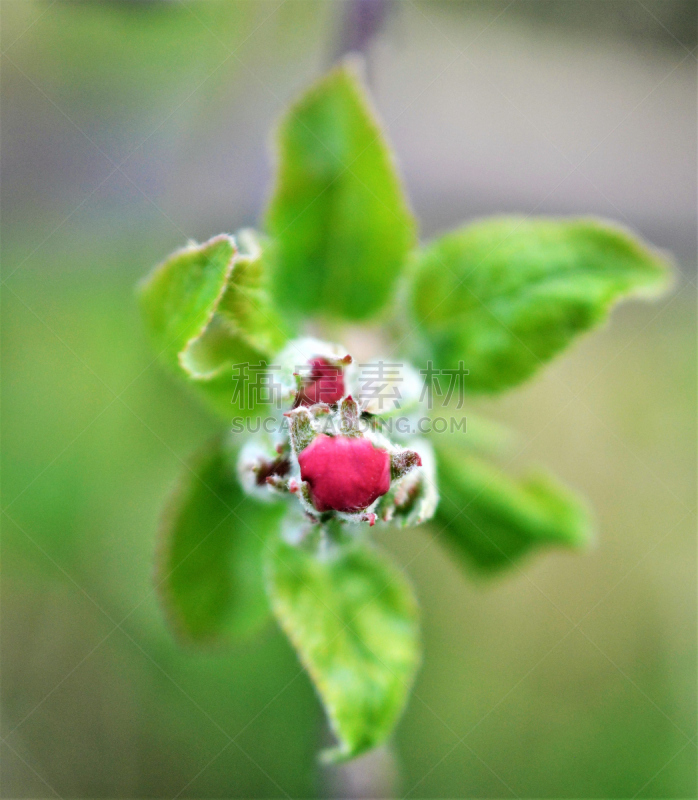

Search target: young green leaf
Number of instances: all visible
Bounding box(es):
[432,439,593,572]
[408,217,672,393]
[139,234,236,370]
[139,232,288,418]
[265,59,416,321]
[449,411,515,459]
[266,536,420,762]
[157,435,285,645]
[215,229,289,356]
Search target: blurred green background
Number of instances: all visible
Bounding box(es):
[1,1,696,797]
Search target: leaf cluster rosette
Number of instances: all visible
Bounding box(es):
[138,58,672,761]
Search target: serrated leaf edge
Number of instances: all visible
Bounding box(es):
[176,235,239,381]
[263,56,418,321]
[406,215,674,394]
[264,539,421,762]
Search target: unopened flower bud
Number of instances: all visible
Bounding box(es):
[276,338,355,409]
[390,449,422,481]
[297,434,392,513]
[237,439,290,501]
[239,337,439,529]
[339,395,361,436]
[285,405,317,454]
[294,357,346,406]
[377,440,438,527]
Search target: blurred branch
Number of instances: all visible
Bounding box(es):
[332,0,391,63]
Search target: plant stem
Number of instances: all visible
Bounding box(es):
[332,0,391,63]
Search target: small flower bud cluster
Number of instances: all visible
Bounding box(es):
[274,338,357,412]
[237,338,438,529]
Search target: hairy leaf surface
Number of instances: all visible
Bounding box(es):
[266,60,416,321]
[157,436,284,644]
[266,536,420,761]
[433,439,593,572]
[408,217,671,392]
[139,233,287,418]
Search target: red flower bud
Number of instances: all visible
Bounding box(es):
[298,434,391,513]
[294,358,345,407]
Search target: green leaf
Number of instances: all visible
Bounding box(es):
[157,435,285,644]
[432,438,593,573]
[408,217,672,393]
[266,535,420,761]
[450,411,515,458]
[216,229,290,356]
[139,234,236,369]
[265,59,416,321]
[139,232,288,418]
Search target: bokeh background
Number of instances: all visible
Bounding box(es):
[2,1,696,797]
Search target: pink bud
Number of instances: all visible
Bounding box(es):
[294,358,345,407]
[297,434,391,513]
